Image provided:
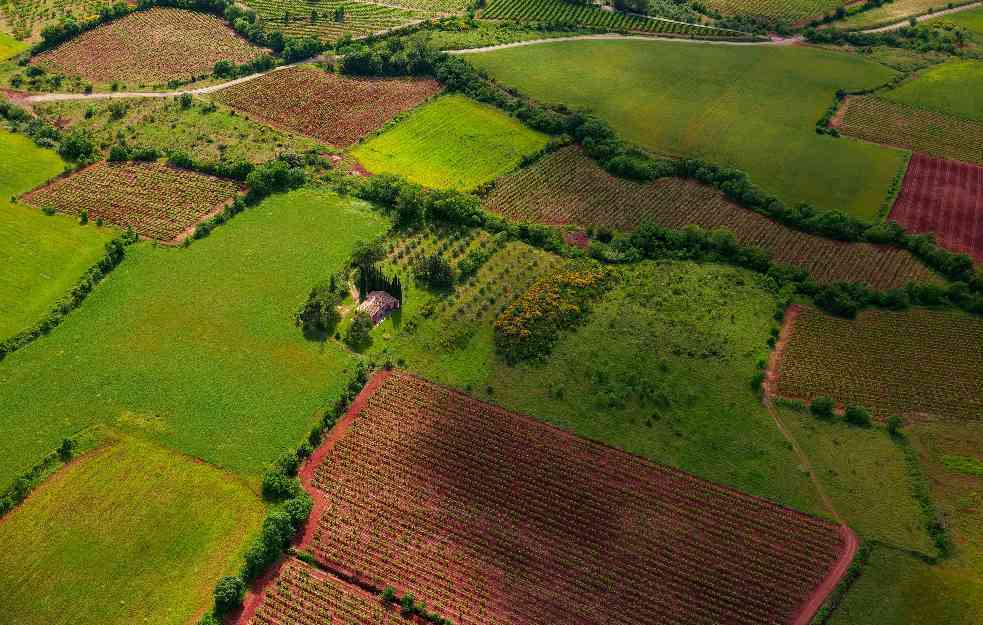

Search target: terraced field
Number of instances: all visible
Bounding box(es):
[242,0,427,41]
[213,66,441,147]
[33,8,265,84]
[777,305,983,420]
[836,96,983,165]
[484,147,941,289]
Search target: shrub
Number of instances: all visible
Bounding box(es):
[213,576,245,615]
[261,469,298,500]
[381,586,397,602]
[810,396,836,419]
[886,415,903,437]
[413,254,454,291]
[844,405,872,427]
[296,284,342,336]
[57,438,76,462]
[283,491,313,529]
[345,311,374,349]
[58,130,95,162]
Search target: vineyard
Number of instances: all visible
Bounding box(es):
[22,161,240,241]
[242,0,428,41]
[483,147,941,290]
[32,8,265,84]
[777,305,983,420]
[481,0,735,37]
[249,559,414,625]
[308,372,849,625]
[213,66,441,147]
[890,153,983,263]
[836,96,983,166]
[0,0,114,40]
[697,0,844,22]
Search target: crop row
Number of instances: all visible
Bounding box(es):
[697,0,844,22]
[837,96,983,166]
[890,153,983,263]
[23,161,240,241]
[0,0,109,39]
[777,305,983,420]
[33,8,264,84]
[213,65,441,147]
[308,372,846,625]
[481,0,730,36]
[243,0,427,41]
[484,146,941,290]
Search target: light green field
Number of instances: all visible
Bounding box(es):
[0,433,264,625]
[0,32,27,59]
[0,129,115,340]
[948,5,983,40]
[883,60,983,123]
[836,0,978,30]
[0,187,388,491]
[351,94,550,191]
[467,39,907,219]
[701,0,843,22]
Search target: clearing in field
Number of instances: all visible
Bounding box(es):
[484,146,940,289]
[0,433,265,625]
[351,94,550,190]
[32,97,327,164]
[22,161,242,242]
[241,0,429,42]
[694,0,843,23]
[309,371,850,625]
[776,305,983,420]
[882,60,983,123]
[889,153,983,263]
[836,95,983,165]
[213,66,441,147]
[0,187,388,492]
[0,128,113,340]
[467,39,905,218]
[32,8,266,85]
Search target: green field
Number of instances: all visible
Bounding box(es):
[350,94,550,191]
[0,433,264,625]
[0,31,26,59]
[0,129,115,340]
[836,0,979,30]
[883,60,983,123]
[948,5,983,40]
[466,39,907,219]
[0,187,388,491]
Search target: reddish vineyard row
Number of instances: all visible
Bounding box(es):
[483,147,941,289]
[34,8,265,84]
[23,161,240,241]
[890,153,983,263]
[777,305,983,420]
[214,66,441,147]
[308,372,847,625]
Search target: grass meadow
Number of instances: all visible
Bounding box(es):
[0,432,265,625]
[0,187,388,491]
[467,39,907,219]
[883,60,983,123]
[0,32,26,59]
[351,94,550,190]
[0,129,115,340]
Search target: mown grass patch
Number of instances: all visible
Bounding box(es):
[0,187,388,490]
[883,60,983,123]
[0,31,27,59]
[350,94,550,190]
[467,39,905,218]
[0,433,265,625]
[0,128,114,340]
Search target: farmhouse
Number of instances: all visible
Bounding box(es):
[358,291,400,324]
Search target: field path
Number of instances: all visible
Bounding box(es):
[858,1,982,32]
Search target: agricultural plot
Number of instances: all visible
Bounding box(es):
[697,0,843,22]
[22,161,241,242]
[32,97,326,164]
[883,60,983,123]
[213,66,441,147]
[249,559,415,625]
[481,0,734,36]
[310,372,849,625]
[0,0,108,40]
[836,95,983,165]
[484,147,941,289]
[890,153,983,263]
[242,0,428,41]
[0,128,113,340]
[467,39,906,218]
[0,31,27,59]
[0,433,264,625]
[835,0,978,30]
[776,305,983,420]
[33,8,266,85]
[351,94,550,190]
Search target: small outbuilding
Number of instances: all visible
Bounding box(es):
[357,291,400,325]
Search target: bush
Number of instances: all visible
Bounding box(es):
[413,254,454,291]
[810,396,836,419]
[844,405,872,427]
[261,469,298,500]
[58,130,95,162]
[886,415,903,437]
[283,491,313,529]
[296,284,342,336]
[213,576,245,615]
[345,311,374,349]
[57,438,75,462]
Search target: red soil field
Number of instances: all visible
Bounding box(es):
[890,153,983,263]
[213,66,441,147]
[306,371,851,625]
